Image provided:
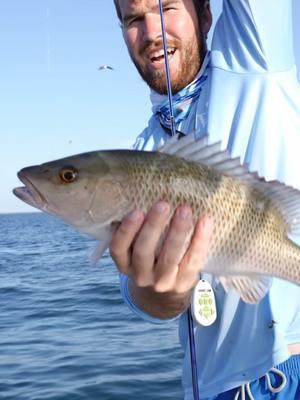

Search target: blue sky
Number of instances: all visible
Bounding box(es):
[1,1,299,213]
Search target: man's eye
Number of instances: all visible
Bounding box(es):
[125,16,143,28]
[163,7,176,12]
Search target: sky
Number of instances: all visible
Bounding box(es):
[0,0,299,213]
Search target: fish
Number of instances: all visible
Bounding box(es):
[13,134,300,303]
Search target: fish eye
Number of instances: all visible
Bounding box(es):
[59,166,79,183]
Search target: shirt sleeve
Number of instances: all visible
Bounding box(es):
[211,0,295,73]
[119,273,180,324]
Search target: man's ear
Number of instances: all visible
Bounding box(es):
[201,0,213,37]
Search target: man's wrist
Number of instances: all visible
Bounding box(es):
[129,279,192,319]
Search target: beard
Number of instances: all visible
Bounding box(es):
[128,33,204,95]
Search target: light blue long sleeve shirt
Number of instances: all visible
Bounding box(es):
[120,0,300,397]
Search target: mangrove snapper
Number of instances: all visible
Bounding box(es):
[13,134,300,303]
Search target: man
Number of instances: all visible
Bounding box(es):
[111,0,300,398]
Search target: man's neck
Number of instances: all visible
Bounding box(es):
[150,51,210,109]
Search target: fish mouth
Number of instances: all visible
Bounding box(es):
[13,170,47,211]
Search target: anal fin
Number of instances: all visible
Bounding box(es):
[219,275,272,304]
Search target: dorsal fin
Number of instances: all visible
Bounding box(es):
[158,134,300,236]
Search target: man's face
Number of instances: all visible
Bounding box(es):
[118,0,211,94]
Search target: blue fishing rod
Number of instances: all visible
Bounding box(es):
[157,2,200,399]
[158,0,177,138]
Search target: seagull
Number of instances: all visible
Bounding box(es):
[98,65,114,71]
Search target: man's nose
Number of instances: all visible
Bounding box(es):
[142,13,162,42]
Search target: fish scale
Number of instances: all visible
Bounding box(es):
[122,152,295,282]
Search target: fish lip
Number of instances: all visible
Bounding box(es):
[13,170,47,211]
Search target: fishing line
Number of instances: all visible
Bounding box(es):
[187,308,200,400]
[158,0,176,137]
[157,2,200,399]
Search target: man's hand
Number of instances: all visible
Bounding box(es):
[110,201,213,319]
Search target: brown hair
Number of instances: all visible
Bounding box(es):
[113,0,206,26]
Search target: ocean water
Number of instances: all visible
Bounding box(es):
[0,213,184,400]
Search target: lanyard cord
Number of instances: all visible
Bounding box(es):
[157,2,200,398]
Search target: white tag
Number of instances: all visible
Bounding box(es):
[191,279,217,326]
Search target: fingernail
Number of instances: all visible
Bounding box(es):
[154,201,169,214]
[127,209,142,222]
[178,206,191,220]
[201,216,213,233]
